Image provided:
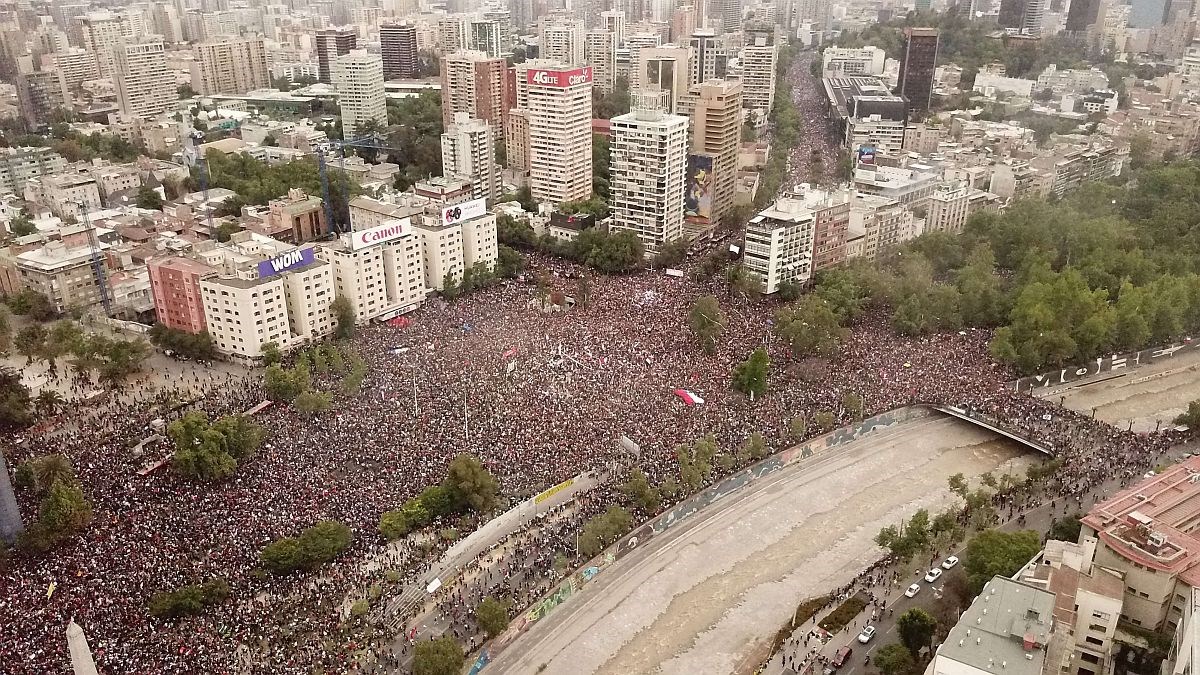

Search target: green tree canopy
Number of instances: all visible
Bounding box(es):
[413,636,464,675]
[964,529,1042,596]
[731,348,770,398]
[897,608,938,656]
[774,296,848,359]
[688,295,725,354]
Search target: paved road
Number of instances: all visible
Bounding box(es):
[485,416,1030,675]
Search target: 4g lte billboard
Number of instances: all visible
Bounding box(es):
[526,66,593,88]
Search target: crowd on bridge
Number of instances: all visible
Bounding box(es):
[0,249,1179,674]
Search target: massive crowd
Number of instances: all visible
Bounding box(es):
[0,54,1180,675]
[0,252,1178,674]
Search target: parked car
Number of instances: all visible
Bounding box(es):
[925,568,943,583]
[942,556,959,569]
[905,583,921,597]
[833,646,854,668]
[858,626,877,644]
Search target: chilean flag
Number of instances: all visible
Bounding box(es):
[672,389,705,406]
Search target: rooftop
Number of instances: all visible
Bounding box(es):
[823,76,902,118]
[1082,455,1200,586]
[937,576,1055,675]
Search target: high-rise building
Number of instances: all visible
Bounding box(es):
[896,28,939,115]
[540,19,585,65]
[54,47,100,90]
[440,50,510,129]
[743,196,815,294]
[442,112,500,205]
[687,79,741,231]
[437,15,469,53]
[740,38,779,114]
[601,10,627,44]
[999,0,1049,34]
[381,22,418,80]
[482,8,513,54]
[671,5,698,43]
[638,45,690,114]
[624,31,662,89]
[526,64,594,204]
[795,0,831,31]
[113,37,176,119]
[470,20,504,58]
[609,90,688,254]
[17,69,70,129]
[689,29,728,85]
[192,38,270,95]
[707,0,742,32]
[584,30,618,94]
[315,27,356,84]
[334,50,387,139]
[73,11,132,78]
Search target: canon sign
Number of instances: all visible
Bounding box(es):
[350,218,411,250]
[526,66,593,88]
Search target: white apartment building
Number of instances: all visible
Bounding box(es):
[601,10,626,45]
[0,147,67,196]
[609,91,688,255]
[73,11,133,78]
[200,275,294,358]
[114,38,176,120]
[55,47,100,89]
[540,19,585,66]
[739,42,778,115]
[437,16,469,53]
[1036,64,1109,95]
[527,65,594,205]
[192,38,270,96]
[849,193,915,262]
[625,32,663,90]
[638,46,691,114]
[926,182,971,234]
[690,30,728,86]
[469,20,504,58]
[441,113,500,205]
[744,196,816,295]
[333,50,387,139]
[23,172,101,219]
[584,30,617,94]
[853,164,941,209]
[847,114,908,157]
[318,224,427,324]
[409,204,498,291]
[821,46,887,77]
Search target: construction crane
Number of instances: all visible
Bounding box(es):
[77,200,112,317]
[314,133,404,234]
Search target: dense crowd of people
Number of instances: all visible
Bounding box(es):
[0,247,1180,675]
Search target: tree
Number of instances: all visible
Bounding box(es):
[413,636,464,675]
[1048,515,1083,542]
[261,520,353,575]
[0,367,33,429]
[445,453,499,514]
[575,274,592,309]
[875,643,916,675]
[169,411,238,481]
[34,390,64,417]
[654,238,688,269]
[774,296,847,359]
[897,608,938,656]
[620,468,661,513]
[476,596,511,638]
[177,84,197,98]
[578,506,633,557]
[842,392,864,421]
[15,324,45,365]
[948,473,969,499]
[135,185,163,210]
[688,295,725,354]
[331,295,356,339]
[294,390,332,417]
[263,364,308,401]
[7,210,36,237]
[260,341,282,366]
[37,478,93,539]
[210,414,264,461]
[149,579,229,619]
[1176,401,1200,430]
[495,245,525,278]
[964,529,1042,596]
[731,348,770,398]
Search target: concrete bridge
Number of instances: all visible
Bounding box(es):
[932,405,1056,456]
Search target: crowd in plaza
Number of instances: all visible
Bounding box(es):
[0,251,1179,674]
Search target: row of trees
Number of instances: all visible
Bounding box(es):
[167,411,265,482]
[148,579,230,620]
[200,149,360,229]
[15,320,150,385]
[260,520,353,576]
[378,454,500,541]
[497,215,644,274]
[5,289,58,322]
[147,324,217,361]
[12,454,93,552]
[758,44,802,205]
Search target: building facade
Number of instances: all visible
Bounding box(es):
[381,22,419,80]
[439,50,510,129]
[315,27,356,84]
[526,65,594,205]
[744,196,816,295]
[896,27,940,115]
[609,91,688,255]
[441,113,500,205]
[333,50,387,139]
[192,38,270,95]
[114,38,176,120]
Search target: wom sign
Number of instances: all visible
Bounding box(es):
[257,248,314,278]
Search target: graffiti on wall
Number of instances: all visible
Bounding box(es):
[479,406,932,671]
[1010,340,1199,392]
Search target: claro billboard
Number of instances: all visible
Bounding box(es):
[350,218,411,250]
[257,247,314,278]
[526,66,593,88]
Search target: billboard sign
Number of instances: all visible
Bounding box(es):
[526,66,593,88]
[257,247,314,278]
[442,198,487,226]
[684,154,714,224]
[857,145,877,165]
[350,218,411,250]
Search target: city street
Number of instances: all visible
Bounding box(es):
[786,51,844,187]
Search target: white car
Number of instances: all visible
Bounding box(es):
[925,568,943,583]
[858,626,877,644]
[904,583,921,598]
[942,556,959,570]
